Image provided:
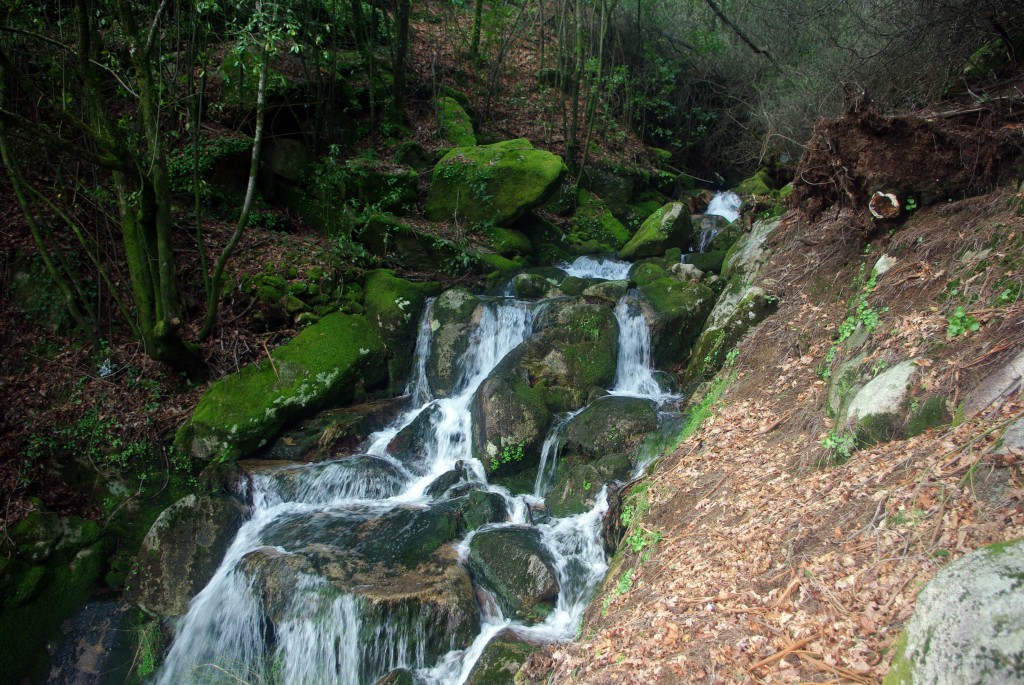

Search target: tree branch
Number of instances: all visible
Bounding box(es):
[703,0,777,66]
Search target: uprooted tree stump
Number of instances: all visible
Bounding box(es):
[791,95,1023,220]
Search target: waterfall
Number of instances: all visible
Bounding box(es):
[155,280,672,685]
[559,255,632,281]
[705,191,741,224]
[612,293,663,397]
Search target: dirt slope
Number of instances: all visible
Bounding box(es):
[525,188,1024,684]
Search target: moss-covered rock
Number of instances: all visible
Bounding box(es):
[465,630,539,685]
[364,269,442,390]
[257,397,405,461]
[514,212,574,263]
[544,461,601,517]
[426,139,567,227]
[684,250,728,275]
[732,168,774,196]
[467,527,559,624]
[127,494,244,617]
[359,214,476,275]
[683,276,779,387]
[569,189,631,252]
[344,157,418,215]
[619,202,693,260]
[472,366,552,477]
[580,164,642,218]
[174,313,388,461]
[884,538,1024,685]
[722,218,780,280]
[581,279,629,304]
[426,289,484,398]
[561,396,659,462]
[482,225,533,257]
[437,96,477,147]
[842,360,919,446]
[905,394,950,437]
[638,278,716,367]
[632,262,667,287]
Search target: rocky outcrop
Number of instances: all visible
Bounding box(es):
[426,139,567,226]
[426,289,484,398]
[467,527,559,625]
[638,278,716,367]
[885,539,1024,685]
[561,396,659,462]
[464,630,539,685]
[363,270,442,390]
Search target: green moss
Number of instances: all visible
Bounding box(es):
[685,251,727,274]
[437,96,477,147]
[882,630,912,685]
[733,168,774,196]
[426,139,567,227]
[175,313,388,461]
[619,202,693,260]
[465,636,538,685]
[777,182,794,199]
[632,263,666,286]
[0,544,104,683]
[640,278,712,316]
[482,225,533,257]
[569,189,631,251]
[364,269,442,390]
[905,395,950,437]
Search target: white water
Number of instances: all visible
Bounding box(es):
[559,255,632,281]
[611,293,664,397]
[705,191,741,224]
[156,278,671,685]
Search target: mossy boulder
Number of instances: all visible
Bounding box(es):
[360,214,476,274]
[262,137,314,185]
[427,289,484,398]
[174,313,388,461]
[580,164,642,218]
[471,364,552,477]
[561,396,659,462]
[344,158,418,215]
[437,96,477,147]
[619,202,693,260]
[426,139,567,227]
[569,189,631,252]
[467,527,559,625]
[684,276,778,387]
[684,250,728,275]
[465,630,539,685]
[364,269,442,390]
[544,461,601,517]
[257,397,405,461]
[482,225,533,257]
[884,539,1024,685]
[387,404,443,472]
[511,272,553,299]
[514,212,574,263]
[732,168,774,196]
[638,278,716,367]
[581,279,629,304]
[632,262,667,287]
[127,494,244,617]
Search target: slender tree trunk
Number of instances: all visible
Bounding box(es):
[470,0,485,63]
[392,0,410,123]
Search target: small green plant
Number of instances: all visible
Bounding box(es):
[582,480,592,491]
[820,263,888,380]
[905,196,918,212]
[946,306,980,338]
[820,429,856,464]
[625,527,663,554]
[615,568,635,594]
[490,441,525,471]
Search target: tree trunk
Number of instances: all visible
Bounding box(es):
[392,0,410,123]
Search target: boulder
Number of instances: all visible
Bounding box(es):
[885,539,1024,685]
[482,225,533,257]
[426,139,567,226]
[254,454,408,503]
[174,313,388,461]
[511,272,553,300]
[427,289,484,398]
[684,276,778,387]
[561,396,659,462]
[722,218,780,280]
[256,397,405,461]
[568,189,631,252]
[465,630,539,685]
[374,669,416,685]
[841,360,918,445]
[363,269,442,390]
[632,262,667,287]
[638,278,716,367]
[513,212,574,264]
[581,279,629,304]
[387,404,443,472]
[580,165,640,218]
[619,202,693,260]
[732,168,774,196]
[360,214,475,274]
[437,96,476,147]
[467,527,559,624]
[544,461,601,517]
[471,367,552,477]
[128,494,245,617]
[344,158,418,215]
[964,349,1024,417]
[668,262,705,282]
[684,250,728,275]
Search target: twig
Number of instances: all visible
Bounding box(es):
[747,632,821,672]
[262,340,279,381]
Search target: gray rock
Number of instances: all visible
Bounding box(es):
[128,494,245,617]
[721,218,780,280]
[885,539,1024,685]
[964,349,1024,417]
[467,527,559,625]
[427,289,484,398]
[841,360,918,444]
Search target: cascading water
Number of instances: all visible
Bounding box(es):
[156,265,675,685]
[559,255,632,281]
[705,191,741,224]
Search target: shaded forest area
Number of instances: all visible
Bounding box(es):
[2,0,1024,682]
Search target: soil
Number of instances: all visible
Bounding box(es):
[522,186,1024,683]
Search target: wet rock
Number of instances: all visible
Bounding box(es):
[128,494,245,617]
[364,269,442,390]
[44,601,134,685]
[638,278,716,368]
[511,273,551,300]
[467,527,559,625]
[427,289,484,398]
[374,668,416,685]
[884,539,1024,685]
[464,629,540,685]
[388,404,444,472]
[544,461,601,517]
[257,455,408,503]
[581,279,629,303]
[569,189,631,252]
[425,462,470,498]
[472,366,552,477]
[561,396,659,462]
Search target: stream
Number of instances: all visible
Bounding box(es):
[155,256,680,685]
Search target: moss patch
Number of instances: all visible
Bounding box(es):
[619,202,693,260]
[363,269,442,389]
[437,96,477,147]
[175,313,388,461]
[569,189,631,251]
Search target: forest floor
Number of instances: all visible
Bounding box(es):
[524,188,1024,683]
